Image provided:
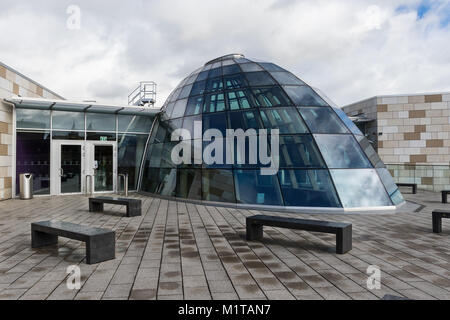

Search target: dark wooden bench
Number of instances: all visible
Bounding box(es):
[442,190,450,203]
[432,210,450,233]
[397,183,417,194]
[31,221,115,264]
[89,197,141,217]
[246,215,352,254]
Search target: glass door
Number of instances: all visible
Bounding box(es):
[60,145,82,193]
[51,141,84,195]
[94,145,114,192]
[85,141,117,193]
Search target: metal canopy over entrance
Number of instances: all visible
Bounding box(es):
[5,97,161,116]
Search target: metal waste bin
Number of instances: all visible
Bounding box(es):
[19,173,33,200]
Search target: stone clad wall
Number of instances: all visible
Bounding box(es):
[343,93,450,191]
[0,62,62,201]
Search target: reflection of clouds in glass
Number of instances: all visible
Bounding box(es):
[331,169,392,208]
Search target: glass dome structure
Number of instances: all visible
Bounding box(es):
[140,54,404,211]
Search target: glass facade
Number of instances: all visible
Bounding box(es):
[140,54,404,209]
[16,110,154,193]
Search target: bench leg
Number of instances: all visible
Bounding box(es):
[336,225,352,254]
[246,221,263,241]
[443,193,448,204]
[412,185,417,194]
[89,201,104,212]
[86,232,115,264]
[126,202,141,217]
[31,229,58,248]
[433,213,442,233]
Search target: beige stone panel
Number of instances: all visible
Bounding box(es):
[443,94,450,102]
[399,125,414,133]
[410,154,427,163]
[438,147,449,155]
[0,122,8,134]
[387,104,404,112]
[425,94,443,103]
[381,126,398,134]
[383,140,399,148]
[430,102,447,110]
[0,76,12,92]
[378,148,394,155]
[377,104,388,112]
[421,177,433,185]
[0,144,7,156]
[0,110,12,123]
[408,95,425,104]
[398,111,408,118]
[414,125,426,133]
[12,83,19,95]
[409,110,426,118]
[36,86,44,97]
[419,117,431,125]
[0,166,8,177]
[381,97,399,105]
[2,187,12,200]
[431,117,448,125]
[381,155,399,163]
[399,155,410,163]
[0,133,12,145]
[378,112,393,119]
[28,81,37,93]
[413,103,431,110]
[0,65,6,78]
[404,132,420,140]
[422,147,438,155]
[427,125,443,132]
[403,104,414,111]
[409,140,426,148]
[399,141,410,148]
[0,155,12,167]
[0,178,3,188]
[426,109,442,118]
[378,119,388,126]
[5,69,16,82]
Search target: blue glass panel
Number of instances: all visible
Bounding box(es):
[279,135,326,168]
[203,112,227,136]
[142,168,177,196]
[333,108,363,135]
[163,119,183,142]
[260,108,309,134]
[52,111,84,130]
[182,115,202,139]
[240,63,263,72]
[376,168,404,205]
[234,169,283,205]
[227,89,256,110]
[176,169,202,200]
[202,169,236,203]
[16,109,50,129]
[270,72,305,86]
[185,96,204,116]
[224,73,248,89]
[178,84,193,100]
[190,80,206,96]
[118,115,153,133]
[208,67,222,78]
[330,169,392,208]
[235,58,251,64]
[164,102,175,118]
[356,135,384,168]
[202,138,232,169]
[314,134,372,169]
[170,99,188,119]
[278,170,341,207]
[298,107,349,134]
[222,64,241,76]
[259,63,286,72]
[203,93,226,113]
[245,72,276,86]
[284,86,328,106]
[252,87,291,107]
[196,70,209,82]
[86,113,116,131]
[228,110,263,132]
[118,133,148,189]
[205,77,224,93]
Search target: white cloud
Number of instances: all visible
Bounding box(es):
[0,0,449,107]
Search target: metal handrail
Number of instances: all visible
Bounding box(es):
[118,174,129,197]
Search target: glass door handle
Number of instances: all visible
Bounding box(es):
[59,168,64,177]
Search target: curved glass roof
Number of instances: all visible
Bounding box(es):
[140,54,404,211]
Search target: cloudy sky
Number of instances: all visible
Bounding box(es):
[0,0,449,107]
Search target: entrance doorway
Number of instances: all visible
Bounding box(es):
[51,141,117,195]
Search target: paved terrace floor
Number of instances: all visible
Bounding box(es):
[0,190,449,300]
